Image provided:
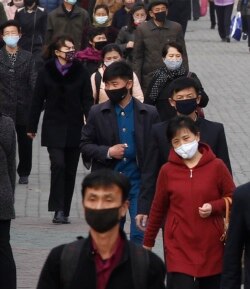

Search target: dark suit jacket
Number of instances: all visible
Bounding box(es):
[138,117,232,214]
[221,182,250,289]
[80,98,160,171]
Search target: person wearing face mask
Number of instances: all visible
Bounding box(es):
[91,4,118,43]
[115,3,147,65]
[46,0,90,50]
[143,115,235,289]
[145,42,208,121]
[27,35,93,224]
[14,0,47,69]
[39,0,62,13]
[133,0,188,95]
[36,170,166,289]
[112,0,135,29]
[0,20,37,185]
[91,43,143,103]
[76,27,108,74]
[80,61,159,244]
[136,77,232,234]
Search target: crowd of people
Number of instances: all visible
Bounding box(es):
[0,0,249,289]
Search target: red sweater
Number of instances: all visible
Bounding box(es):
[143,143,235,277]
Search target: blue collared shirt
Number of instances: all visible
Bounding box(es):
[114,98,141,194]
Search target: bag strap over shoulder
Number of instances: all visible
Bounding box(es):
[60,238,86,289]
[220,197,232,242]
[95,70,102,105]
[128,241,150,289]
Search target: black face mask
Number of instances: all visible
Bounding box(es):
[175,98,198,115]
[85,207,120,233]
[24,0,35,6]
[94,41,108,51]
[64,50,75,62]
[105,86,128,104]
[154,11,166,22]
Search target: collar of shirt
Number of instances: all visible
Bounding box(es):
[91,233,125,289]
[115,97,134,117]
[148,18,170,30]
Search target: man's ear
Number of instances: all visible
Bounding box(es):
[196,95,201,104]
[169,97,176,108]
[149,10,154,18]
[127,79,133,90]
[120,200,129,218]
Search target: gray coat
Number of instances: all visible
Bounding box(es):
[0,48,37,125]
[237,0,250,15]
[0,113,16,220]
[132,18,188,94]
[46,4,90,50]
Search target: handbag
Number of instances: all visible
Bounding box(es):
[230,12,242,41]
[200,0,208,17]
[220,197,232,243]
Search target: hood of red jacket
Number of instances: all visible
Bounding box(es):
[76,47,102,61]
[168,142,216,168]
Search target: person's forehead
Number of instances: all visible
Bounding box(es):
[152,4,167,10]
[3,26,19,33]
[96,8,107,13]
[173,128,192,138]
[174,87,196,95]
[85,185,122,196]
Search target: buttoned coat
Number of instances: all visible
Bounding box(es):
[0,113,16,220]
[132,18,188,94]
[0,47,37,125]
[46,4,90,50]
[28,59,93,148]
[80,98,160,171]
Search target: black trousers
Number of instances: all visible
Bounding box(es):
[47,147,80,217]
[0,220,16,289]
[192,0,200,19]
[242,15,250,47]
[167,273,221,289]
[215,4,233,39]
[16,125,32,177]
[209,1,216,26]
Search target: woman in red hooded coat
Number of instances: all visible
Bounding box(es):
[143,115,235,289]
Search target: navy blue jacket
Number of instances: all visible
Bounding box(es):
[39,0,62,12]
[112,6,130,30]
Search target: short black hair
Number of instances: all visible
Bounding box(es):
[101,43,123,59]
[103,60,133,82]
[81,170,131,202]
[87,27,106,42]
[94,4,110,15]
[167,115,200,143]
[148,0,168,11]
[168,77,200,99]
[0,20,21,34]
[162,42,183,57]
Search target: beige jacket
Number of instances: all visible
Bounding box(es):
[91,66,144,104]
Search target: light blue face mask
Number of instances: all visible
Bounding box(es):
[95,16,108,24]
[164,58,183,71]
[3,35,20,48]
[66,0,77,4]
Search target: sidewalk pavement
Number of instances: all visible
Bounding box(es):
[12,16,250,288]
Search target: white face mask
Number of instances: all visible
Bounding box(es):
[95,16,108,24]
[174,140,198,159]
[104,60,114,67]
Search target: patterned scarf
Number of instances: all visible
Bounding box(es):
[148,64,187,102]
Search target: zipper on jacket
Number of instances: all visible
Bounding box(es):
[190,169,193,178]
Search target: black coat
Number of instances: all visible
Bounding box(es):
[221,182,250,289]
[37,233,166,289]
[0,48,37,125]
[138,117,232,214]
[28,59,93,148]
[80,98,160,171]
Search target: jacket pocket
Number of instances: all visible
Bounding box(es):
[167,216,178,239]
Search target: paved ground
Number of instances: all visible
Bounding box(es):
[11,15,250,289]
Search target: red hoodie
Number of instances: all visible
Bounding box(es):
[143,143,235,277]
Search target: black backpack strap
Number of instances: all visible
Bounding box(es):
[95,70,102,104]
[60,238,86,289]
[128,242,150,289]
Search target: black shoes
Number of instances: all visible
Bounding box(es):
[242,33,248,40]
[19,176,29,184]
[211,24,216,29]
[221,37,230,43]
[52,211,71,224]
